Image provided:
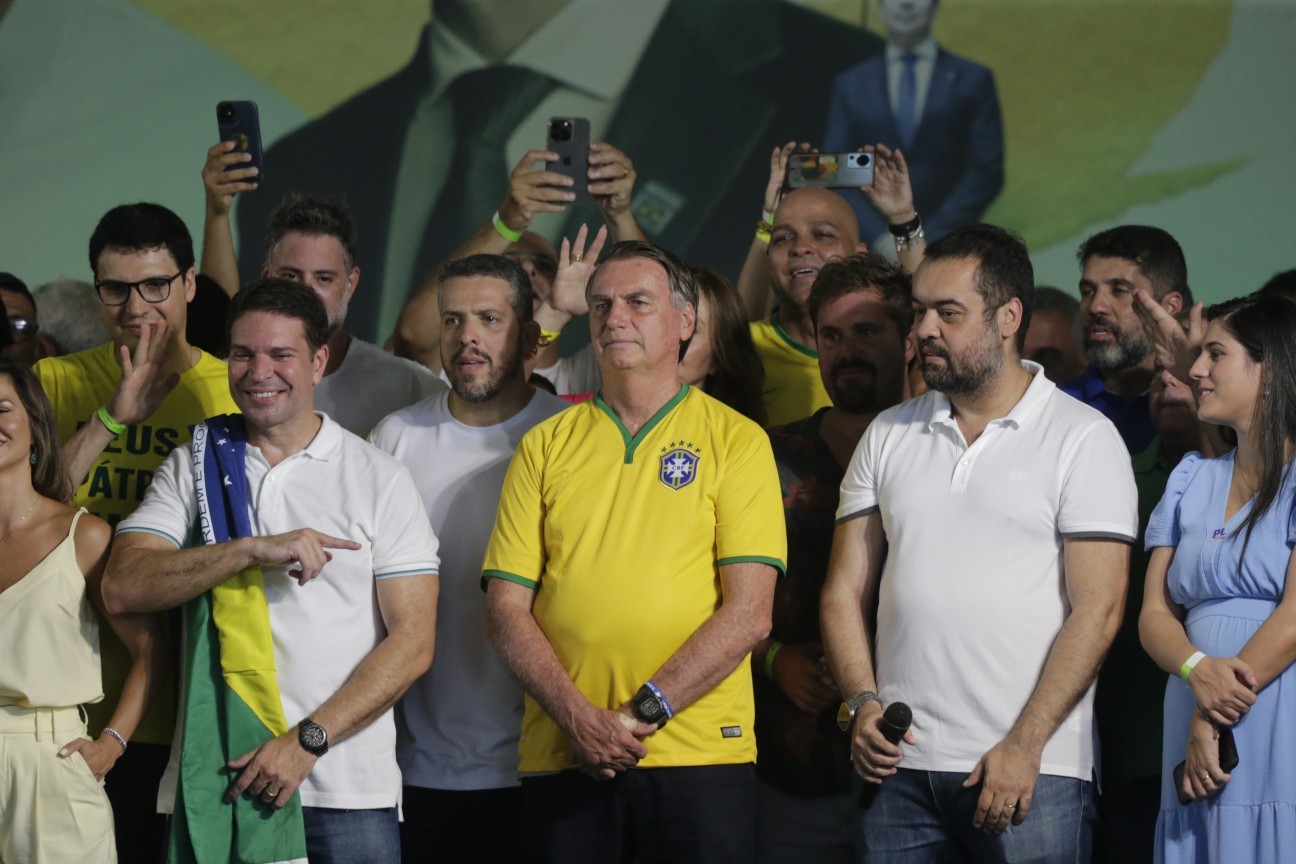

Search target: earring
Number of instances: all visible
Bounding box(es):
[30,451,38,467]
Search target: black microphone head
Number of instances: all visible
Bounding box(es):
[880,701,912,741]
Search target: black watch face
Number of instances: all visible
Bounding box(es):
[636,694,664,722]
[300,722,327,752]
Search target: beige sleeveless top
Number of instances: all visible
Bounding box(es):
[0,509,103,709]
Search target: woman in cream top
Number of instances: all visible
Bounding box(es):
[0,359,165,863]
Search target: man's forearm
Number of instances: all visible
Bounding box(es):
[1008,604,1120,752]
[821,578,879,700]
[820,516,886,700]
[647,571,774,713]
[201,210,241,298]
[103,539,258,614]
[487,593,596,733]
[310,617,436,745]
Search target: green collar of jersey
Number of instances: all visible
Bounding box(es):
[595,384,690,464]
[770,311,818,358]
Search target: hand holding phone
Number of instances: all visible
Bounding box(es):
[1173,725,1239,805]
[786,152,873,189]
[216,101,265,182]
[546,117,591,200]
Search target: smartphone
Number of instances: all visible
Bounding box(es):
[787,152,873,189]
[546,117,590,200]
[1173,726,1238,805]
[216,101,265,182]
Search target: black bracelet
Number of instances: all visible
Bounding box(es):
[888,213,922,238]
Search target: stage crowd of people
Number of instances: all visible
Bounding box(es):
[2,25,1294,864]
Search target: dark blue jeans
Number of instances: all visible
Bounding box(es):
[521,764,757,863]
[302,806,400,864]
[858,768,1096,864]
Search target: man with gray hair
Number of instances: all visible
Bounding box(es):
[483,240,786,863]
[32,278,110,355]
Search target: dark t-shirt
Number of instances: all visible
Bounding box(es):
[756,409,853,796]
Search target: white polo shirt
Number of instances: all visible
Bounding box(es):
[120,413,441,810]
[837,362,1136,780]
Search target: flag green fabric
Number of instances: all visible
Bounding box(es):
[167,416,308,864]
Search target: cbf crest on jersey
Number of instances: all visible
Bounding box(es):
[659,443,701,491]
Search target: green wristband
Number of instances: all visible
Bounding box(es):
[492,210,522,243]
[1180,650,1205,682]
[764,641,784,679]
[97,405,127,435]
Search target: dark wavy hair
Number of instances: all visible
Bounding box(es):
[0,359,73,502]
[1204,292,1296,561]
[690,267,767,425]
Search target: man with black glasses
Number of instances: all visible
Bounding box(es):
[35,201,238,864]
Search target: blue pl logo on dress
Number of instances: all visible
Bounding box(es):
[659,444,701,491]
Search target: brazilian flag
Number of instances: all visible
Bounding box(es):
[168,416,308,864]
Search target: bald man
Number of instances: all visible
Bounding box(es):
[754,188,869,426]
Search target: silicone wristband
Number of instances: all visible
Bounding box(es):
[537,328,562,346]
[97,405,127,435]
[756,228,772,246]
[1180,651,1206,682]
[644,680,674,720]
[492,210,522,243]
[764,641,784,679]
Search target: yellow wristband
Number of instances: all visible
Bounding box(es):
[538,328,562,346]
[756,228,772,246]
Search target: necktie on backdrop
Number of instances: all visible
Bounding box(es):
[896,52,918,148]
[411,65,554,287]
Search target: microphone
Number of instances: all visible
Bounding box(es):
[858,701,912,809]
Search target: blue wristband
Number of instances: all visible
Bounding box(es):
[644,680,674,720]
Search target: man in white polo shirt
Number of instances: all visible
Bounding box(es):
[103,278,440,864]
[821,224,1136,863]
[369,253,568,863]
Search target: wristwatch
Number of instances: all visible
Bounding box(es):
[836,691,879,732]
[631,684,671,728]
[298,718,329,757]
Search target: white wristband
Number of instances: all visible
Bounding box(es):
[1179,650,1206,682]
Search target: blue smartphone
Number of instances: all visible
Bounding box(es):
[216,101,265,182]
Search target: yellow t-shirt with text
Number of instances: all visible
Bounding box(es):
[36,342,238,744]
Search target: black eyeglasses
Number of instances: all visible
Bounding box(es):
[94,271,183,306]
[8,315,38,342]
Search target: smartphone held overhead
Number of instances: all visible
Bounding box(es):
[787,152,873,189]
[217,101,265,182]
[546,117,590,200]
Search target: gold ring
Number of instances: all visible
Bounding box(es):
[572,254,584,263]
[1004,803,1016,809]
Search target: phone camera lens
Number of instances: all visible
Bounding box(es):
[549,120,573,142]
[217,103,235,123]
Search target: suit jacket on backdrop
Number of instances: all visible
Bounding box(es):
[823,47,1004,247]
[235,0,883,344]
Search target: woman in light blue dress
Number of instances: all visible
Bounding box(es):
[1140,292,1296,863]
